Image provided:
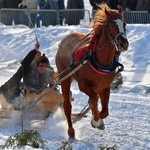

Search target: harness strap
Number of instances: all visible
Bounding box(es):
[72,33,124,74]
[89,53,123,73]
[89,34,97,52]
[73,34,98,62]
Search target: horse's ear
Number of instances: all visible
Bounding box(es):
[118,5,123,15]
[105,8,111,18]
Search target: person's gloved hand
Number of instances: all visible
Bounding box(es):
[18,3,23,8]
[35,43,40,51]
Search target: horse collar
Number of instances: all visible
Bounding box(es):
[89,51,124,74]
[73,34,124,74]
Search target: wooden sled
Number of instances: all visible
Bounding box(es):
[0,87,90,123]
[0,88,64,120]
[22,88,64,116]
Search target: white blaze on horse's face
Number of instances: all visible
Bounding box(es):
[114,18,126,39]
[112,18,129,51]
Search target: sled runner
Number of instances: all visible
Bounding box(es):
[0,86,90,123]
[0,88,63,118]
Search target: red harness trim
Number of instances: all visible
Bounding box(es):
[73,46,89,62]
[89,61,109,75]
[73,34,97,62]
[72,34,122,75]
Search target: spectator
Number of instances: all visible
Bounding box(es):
[58,0,65,25]
[48,0,65,10]
[136,0,150,12]
[108,0,125,9]
[18,0,39,26]
[1,0,22,25]
[38,0,50,9]
[18,0,39,9]
[0,0,2,8]
[65,0,84,25]
[36,0,65,26]
[1,0,21,8]
[124,0,137,11]
[58,0,65,10]
[89,0,109,17]
[35,0,51,27]
[89,0,105,10]
[48,0,65,25]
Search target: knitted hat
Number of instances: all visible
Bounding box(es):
[36,54,49,66]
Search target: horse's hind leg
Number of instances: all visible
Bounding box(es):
[61,77,75,139]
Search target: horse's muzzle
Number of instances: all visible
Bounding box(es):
[117,35,129,52]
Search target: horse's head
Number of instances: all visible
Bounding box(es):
[92,3,129,52]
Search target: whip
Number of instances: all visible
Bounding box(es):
[26,6,39,44]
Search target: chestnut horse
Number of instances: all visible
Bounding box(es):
[55,3,129,139]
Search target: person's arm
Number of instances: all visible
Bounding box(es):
[21,43,40,77]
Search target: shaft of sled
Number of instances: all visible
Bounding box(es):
[22,60,88,112]
[72,106,90,124]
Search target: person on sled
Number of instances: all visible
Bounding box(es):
[0,43,63,117]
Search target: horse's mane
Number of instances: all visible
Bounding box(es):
[91,3,123,34]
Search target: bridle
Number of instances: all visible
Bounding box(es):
[105,18,127,52]
[88,17,127,74]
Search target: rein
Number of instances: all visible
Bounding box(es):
[21,32,93,112]
[106,20,127,52]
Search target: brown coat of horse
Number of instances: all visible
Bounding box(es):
[56,3,129,139]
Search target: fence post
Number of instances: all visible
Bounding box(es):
[0,9,1,23]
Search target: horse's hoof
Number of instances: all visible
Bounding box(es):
[68,127,75,139]
[91,118,105,130]
[69,137,76,142]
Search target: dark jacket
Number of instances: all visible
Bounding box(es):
[109,0,123,9]
[58,0,65,9]
[65,0,84,25]
[0,49,54,101]
[0,50,37,101]
[89,0,104,10]
[38,0,50,9]
[136,0,150,11]
[1,0,21,8]
[125,0,137,10]
[67,0,84,9]
[21,49,54,92]
[21,49,37,78]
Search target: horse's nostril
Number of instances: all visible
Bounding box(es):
[120,43,124,47]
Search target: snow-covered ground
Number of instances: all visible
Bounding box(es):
[0,1,150,149]
[0,22,150,150]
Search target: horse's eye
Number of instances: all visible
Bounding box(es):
[123,22,127,32]
[109,24,114,29]
[123,22,126,28]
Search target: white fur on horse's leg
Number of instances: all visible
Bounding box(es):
[91,118,105,130]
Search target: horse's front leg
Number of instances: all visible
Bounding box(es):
[88,93,105,130]
[99,87,110,119]
[61,78,75,139]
